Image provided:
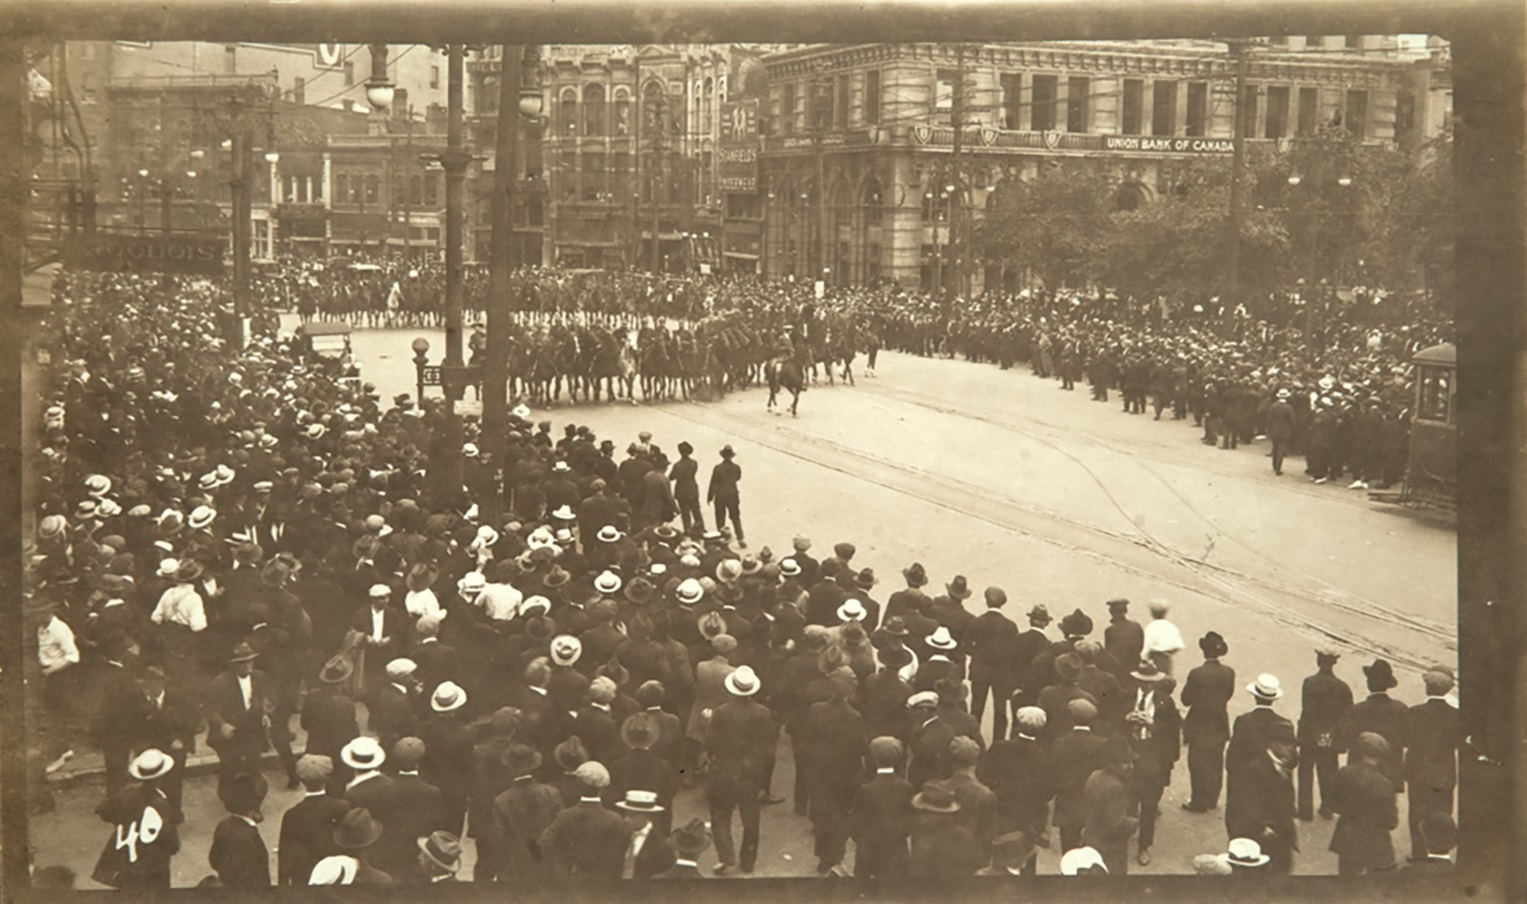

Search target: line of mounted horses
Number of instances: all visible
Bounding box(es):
[471,314,868,417]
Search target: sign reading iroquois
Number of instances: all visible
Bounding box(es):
[63,235,226,276]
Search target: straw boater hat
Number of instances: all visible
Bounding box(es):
[676,579,705,606]
[1218,837,1271,868]
[129,748,176,782]
[593,570,623,595]
[615,789,665,813]
[1248,674,1284,700]
[724,665,761,697]
[431,681,468,713]
[837,598,868,623]
[596,525,622,544]
[1130,660,1168,683]
[341,737,386,772]
[458,572,487,596]
[550,635,583,667]
[926,626,958,650]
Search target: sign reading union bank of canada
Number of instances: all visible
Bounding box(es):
[1104,136,1235,153]
[63,235,226,276]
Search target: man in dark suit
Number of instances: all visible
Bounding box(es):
[368,738,445,884]
[1009,605,1053,710]
[419,681,475,836]
[1328,732,1399,875]
[800,670,869,874]
[1339,659,1408,793]
[849,737,914,878]
[1103,599,1145,683]
[279,755,350,886]
[208,772,272,888]
[134,665,198,811]
[905,691,956,791]
[861,647,914,741]
[91,649,143,802]
[1225,674,1299,873]
[1180,631,1235,813]
[409,615,460,695]
[705,445,745,547]
[1268,388,1296,475]
[1297,647,1353,820]
[704,666,777,874]
[1051,698,1108,853]
[633,681,686,776]
[976,705,1053,875]
[491,744,564,883]
[963,586,1018,742]
[1125,663,1180,866]
[570,676,625,768]
[350,586,410,692]
[1082,737,1140,876]
[615,790,678,878]
[205,643,273,802]
[538,761,631,878]
[368,659,422,759]
[1404,669,1459,862]
[606,713,680,839]
[303,659,360,791]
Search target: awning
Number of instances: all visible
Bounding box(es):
[723,251,760,260]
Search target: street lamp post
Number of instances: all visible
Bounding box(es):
[136,168,149,233]
[435,43,470,505]
[412,336,431,405]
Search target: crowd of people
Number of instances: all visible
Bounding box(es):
[25,266,1461,888]
[265,255,1451,491]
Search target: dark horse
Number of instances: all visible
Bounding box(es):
[765,355,806,417]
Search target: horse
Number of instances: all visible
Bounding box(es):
[766,356,806,417]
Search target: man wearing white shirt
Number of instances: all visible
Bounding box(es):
[31,601,81,771]
[1142,601,1185,677]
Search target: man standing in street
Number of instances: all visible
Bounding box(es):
[1268,388,1296,476]
[205,643,273,803]
[706,445,745,548]
[1081,737,1139,876]
[1297,647,1353,821]
[1102,599,1144,683]
[1225,674,1299,873]
[1125,661,1179,866]
[1328,732,1400,875]
[963,586,1018,742]
[1180,631,1234,814]
[669,441,705,535]
[704,666,776,874]
[1404,668,1459,862]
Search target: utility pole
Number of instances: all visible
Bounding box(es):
[436,43,468,503]
[1225,39,1252,316]
[813,63,829,283]
[230,97,252,350]
[949,43,966,298]
[484,43,524,518]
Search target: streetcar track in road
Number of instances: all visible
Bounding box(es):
[655,398,1447,671]
[857,379,1457,649]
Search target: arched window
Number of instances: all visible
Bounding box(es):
[583,84,606,137]
[642,80,666,142]
[703,77,714,134]
[364,175,380,204]
[559,87,579,137]
[862,177,884,221]
[614,87,632,136]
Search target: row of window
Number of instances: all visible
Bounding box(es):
[329,171,442,207]
[774,69,1378,140]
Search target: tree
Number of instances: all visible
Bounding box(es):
[974,161,1115,289]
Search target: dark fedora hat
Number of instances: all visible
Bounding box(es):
[902,562,929,587]
[671,818,712,856]
[228,642,259,664]
[501,743,543,776]
[620,712,659,750]
[1058,608,1094,637]
[1362,659,1398,690]
[945,575,972,600]
[911,781,961,813]
[333,807,384,849]
[1199,631,1229,658]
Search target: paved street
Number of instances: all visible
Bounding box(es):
[34,325,1456,883]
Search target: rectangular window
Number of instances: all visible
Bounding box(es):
[1186,81,1208,136]
[1001,73,1022,130]
[1344,89,1368,138]
[1122,79,1144,135]
[1151,80,1177,136]
[1298,86,1319,135]
[1242,87,1258,138]
[1031,75,1057,131]
[1305,36,1323,49]
[1066,76,1090,132]
[1395,90,1416,139]
[1344,35,1362,50]
[781,82,796,135]
[1264,85,1290,138]
[1269,36,1288,45]
[935,68,959,126]
[343,60,355,86]
[293,76,305,105]
[836,74,850,129]
[430,65,440,89]
[864,69,881,125]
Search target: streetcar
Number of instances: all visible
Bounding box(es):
[295,320,353,363]
[1375,342,1456,512]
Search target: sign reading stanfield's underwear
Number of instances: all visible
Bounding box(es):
[63,235,226,276]
[1103,136,1235,153]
